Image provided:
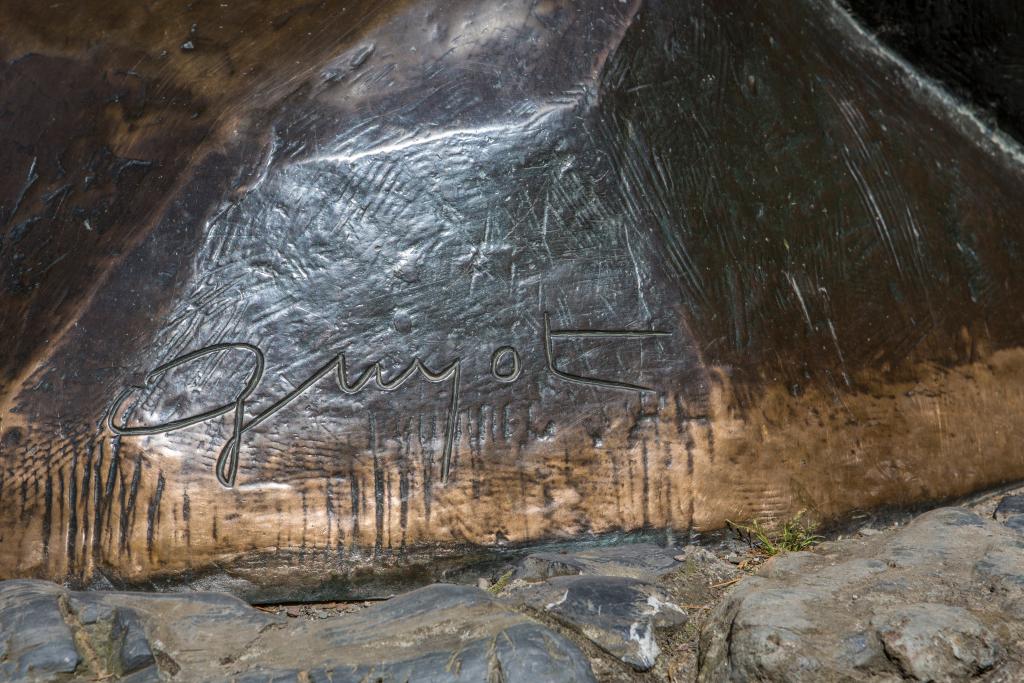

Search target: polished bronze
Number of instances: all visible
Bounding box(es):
[2,0,1024,600]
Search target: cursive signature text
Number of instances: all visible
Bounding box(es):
[106,313,669,487]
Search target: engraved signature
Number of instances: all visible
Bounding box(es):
[106,313,669,487]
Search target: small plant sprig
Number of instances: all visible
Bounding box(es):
[726,511,823,557]
[487,569,514,594]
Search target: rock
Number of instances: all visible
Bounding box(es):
[873,604,999,681]
[0,581,595,682]
[1006,516,1024,535]
[661,546,740,610]
[672,545,736,574]
[119,666,162,683]
[698,507,1024,681]
[994,494,1024,524]
[0,581,81,682]
[514,544,684,583]
[504,575,686,671]
[67,593,115,625]
[111,608,155,675]
[710,538,752,559]
[974,546,1024,619]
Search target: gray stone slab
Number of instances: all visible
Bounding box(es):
[994,494,1024,522]
[505,574,686,671]
[0,580,595,682]
[515,543,685,583]
[697,508,1024,682]
[0,581,81,682]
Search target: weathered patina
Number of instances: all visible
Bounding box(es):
[2,0,1024,599]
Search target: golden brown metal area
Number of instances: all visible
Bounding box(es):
[2,0,1024,599]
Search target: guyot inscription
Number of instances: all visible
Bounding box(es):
[106,314,669,487]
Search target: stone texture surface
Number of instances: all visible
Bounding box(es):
[6,498,1024,682]
[0,581,81,681]
[503,544,691,672]
[697,507,1024,682]
[993,494,1024,523]
[0,581,596,682]
[872,603,999,681]
[513,544,684,583]
[504,575,686,671]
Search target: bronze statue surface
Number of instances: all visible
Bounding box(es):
[2,0,1024,600]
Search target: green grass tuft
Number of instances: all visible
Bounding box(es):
[487,569,514,594]
[727,511,823,557]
